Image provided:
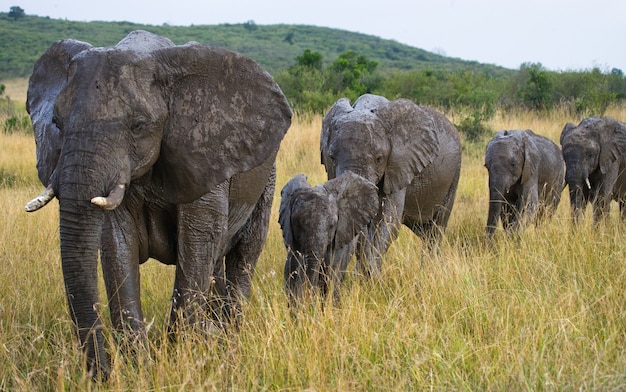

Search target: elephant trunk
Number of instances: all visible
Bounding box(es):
[568,183,587,223]
[284,250,323,306]
[284,251,306,304]
[335,164,377,186]
[486,186,506,238]
[58,198,110,379]
[565,166,590,223]
[54,134,128,379]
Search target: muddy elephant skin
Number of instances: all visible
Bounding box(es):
[24,30,292,378]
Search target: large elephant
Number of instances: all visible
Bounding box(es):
[560,117,626,223]
[320,94,462,275]
[484,129,565,239]
[279,171,379,305]
[24,30,292,378]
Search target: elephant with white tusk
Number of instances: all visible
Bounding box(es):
[560,116,626,223]
[24,30,292,379]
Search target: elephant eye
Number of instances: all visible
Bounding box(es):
[130,116,150,132]
[134,122,146,131]
[52,113,64,130]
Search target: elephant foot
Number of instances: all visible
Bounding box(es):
[167,292,239,341]
[112,325,149,366]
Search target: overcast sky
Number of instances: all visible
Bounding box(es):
[4,0,625,72]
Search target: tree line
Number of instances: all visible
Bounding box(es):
[2,45,625,142]
[276,50,626,141]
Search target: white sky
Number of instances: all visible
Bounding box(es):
[4,0,625,72]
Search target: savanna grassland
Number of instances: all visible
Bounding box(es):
[0,78,625,390]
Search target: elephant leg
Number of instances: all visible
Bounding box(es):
[100,206,145,351]
[169,181,229,334]
[217,173,275,325]
[593,171,619,223]
[434,167,460,236]
[620,198,626,220]
[592,187,612,223]
[284,251,307,305]
[501,201,516,234]
[518,186,539,231]
[356,189,405,278]
[406,220,442,256]
[592,195,612,223]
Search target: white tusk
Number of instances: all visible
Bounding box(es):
[24,185,55,212]
[91,184,126,210]
[585,178,591,189]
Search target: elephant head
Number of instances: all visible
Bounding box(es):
[484,129,539,236]
[320,94,439,194]
[25,30,291,378]
[278,171,378,304]
[560,117,626,221]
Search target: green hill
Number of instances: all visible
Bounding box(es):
[0,13,513,80]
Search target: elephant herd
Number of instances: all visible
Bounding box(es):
[485,117,626,236]
[22,31,626,379]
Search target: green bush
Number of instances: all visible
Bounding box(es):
[0,94,32,135]
[3,114,31,134]
[456,108,493,143]
[0,168,18,188]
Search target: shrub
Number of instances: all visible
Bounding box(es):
[3,114,31,134]
[456,109,493,143]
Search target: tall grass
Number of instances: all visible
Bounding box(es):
[1,104,625,390]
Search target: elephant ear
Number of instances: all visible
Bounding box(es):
[560,122,577,146]
[279,174,311,248]
[26,39,93,186]
[521,130,540,183]
[323,171,379,249]
[377,99,441,195]
[320,98,353,170]
[598,117,626,174]
[485,130,506,169]
[152,44,292,203]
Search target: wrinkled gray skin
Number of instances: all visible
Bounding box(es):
[321,94,462,276]
[279,171,379,305]
[25,30,292,379]
[560,117,626,223]
[484,129,565,239]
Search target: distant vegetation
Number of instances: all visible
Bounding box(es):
[1,11,625,141]
[0,12,499,79]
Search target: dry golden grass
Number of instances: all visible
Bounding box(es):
[1,77,28,103]
[1,99,625,390]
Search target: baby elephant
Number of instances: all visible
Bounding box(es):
[485,129,565,239]
[279,171,379,305]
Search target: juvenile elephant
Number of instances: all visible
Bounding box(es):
[279,171,379,305]
[320,94,462,275]
[560,117,626,223]
[484,129,565,239]
[24,30,292,378]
